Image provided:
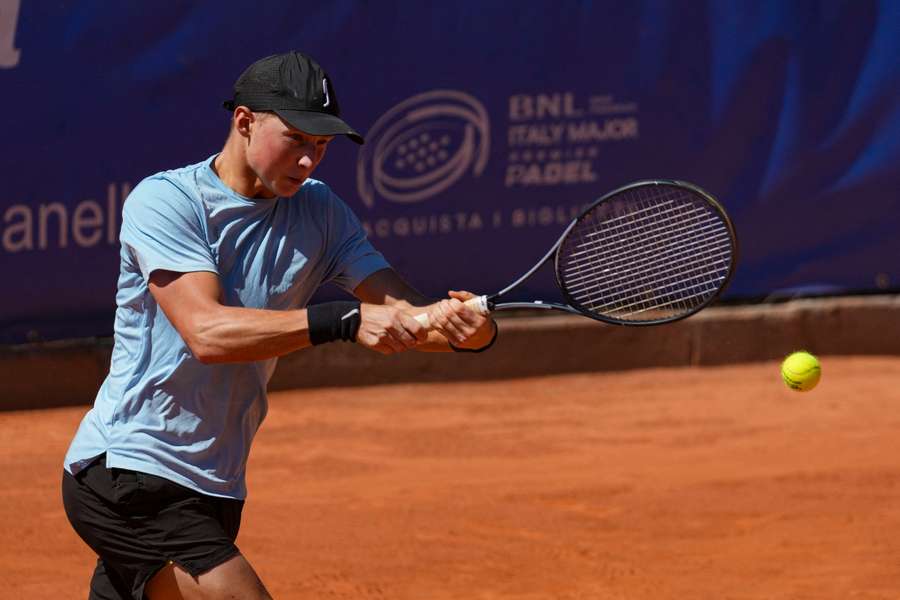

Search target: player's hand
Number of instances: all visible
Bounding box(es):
[425,290,495,350]
[357,303,428,355]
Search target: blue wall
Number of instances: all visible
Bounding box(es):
[2,1,898,342]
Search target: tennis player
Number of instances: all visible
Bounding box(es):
[61,51,496,600]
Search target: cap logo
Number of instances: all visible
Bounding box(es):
[322,78,331,108]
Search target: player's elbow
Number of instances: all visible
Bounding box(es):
[183,333,221,365]
[186,337,236,364]
[190,343,225,365]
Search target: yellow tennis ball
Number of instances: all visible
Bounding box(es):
[781,351,821,392]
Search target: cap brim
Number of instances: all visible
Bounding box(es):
[274,109,364,145]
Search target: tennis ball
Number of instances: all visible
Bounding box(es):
[781,351,821,392]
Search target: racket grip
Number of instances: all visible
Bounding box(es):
[413,295,490,330]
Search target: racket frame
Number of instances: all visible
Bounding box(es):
[484,180,738,326]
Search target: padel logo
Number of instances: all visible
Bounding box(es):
[0,0,21,68]
[356,90,490,208]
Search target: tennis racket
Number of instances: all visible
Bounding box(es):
[414,180,737,327]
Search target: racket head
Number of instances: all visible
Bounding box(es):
[554,180,737,326]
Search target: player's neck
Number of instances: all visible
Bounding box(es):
[213,138,276,200]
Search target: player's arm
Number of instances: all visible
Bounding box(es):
[353,268,497,352]
[148,269,425,363]
[148,269,313,363]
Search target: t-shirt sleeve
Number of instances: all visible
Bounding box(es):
[119,176,217,280]
[319,187,390,293]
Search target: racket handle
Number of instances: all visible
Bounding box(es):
[413,295,490,330]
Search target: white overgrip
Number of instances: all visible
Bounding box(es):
[413,295,490,330]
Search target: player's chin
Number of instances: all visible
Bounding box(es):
[277,176,305,196]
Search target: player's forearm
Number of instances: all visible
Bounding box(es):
[185,305,311,364]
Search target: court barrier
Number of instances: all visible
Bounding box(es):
[1,295,898,411]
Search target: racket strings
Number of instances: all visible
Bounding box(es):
[563,213,730,294]
[558,186,733,322]
[563,209,728,282]
[568,247,733,311]
[572,199,730,318]
[573,199,703,247]
[588,219,730,317]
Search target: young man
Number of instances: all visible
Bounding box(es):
[61,51,496,600]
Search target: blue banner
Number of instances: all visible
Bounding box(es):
[2,1,898,342]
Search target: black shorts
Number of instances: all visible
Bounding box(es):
[62,455,244,600]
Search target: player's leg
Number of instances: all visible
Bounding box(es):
[86,558,135,600]
[63,455,260,600]
[145,554,273,600]
[63,462,163,600]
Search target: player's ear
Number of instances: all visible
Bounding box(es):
[233,106,254,139]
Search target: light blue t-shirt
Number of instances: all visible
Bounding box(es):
[64,155,389,499]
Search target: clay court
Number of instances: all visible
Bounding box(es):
[4,356,899,599]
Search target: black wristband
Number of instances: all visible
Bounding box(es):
[307,301,362,345]
[450,321,498,353]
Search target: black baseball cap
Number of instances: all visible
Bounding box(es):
[223,51,364,144]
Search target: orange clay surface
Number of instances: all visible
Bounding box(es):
[2,357,900,599]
